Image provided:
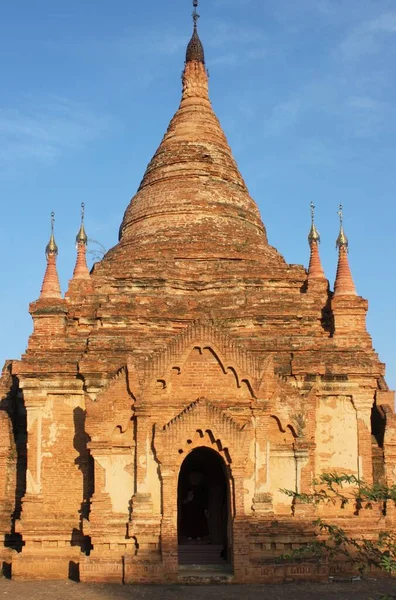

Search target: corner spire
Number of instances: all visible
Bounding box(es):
[307,202,325,280]
[186,0,205,64]
[72,203,90,280]
[40,212,61,299]
[334,205,356,296]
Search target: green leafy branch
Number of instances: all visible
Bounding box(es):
[279,473,396,574]
[281,472,396,512]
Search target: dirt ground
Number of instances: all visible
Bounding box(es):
[0,579,395,600]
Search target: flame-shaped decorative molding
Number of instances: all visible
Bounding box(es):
[138,320,263,394]
[154,396,252,466]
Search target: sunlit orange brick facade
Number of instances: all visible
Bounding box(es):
[1,12,395,584]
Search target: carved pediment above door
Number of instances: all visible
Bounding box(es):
[154,396,253,467]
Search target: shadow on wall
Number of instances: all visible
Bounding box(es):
[0,367,26,555]
[73,406,94,556]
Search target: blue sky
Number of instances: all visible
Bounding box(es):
[0,0,395,391]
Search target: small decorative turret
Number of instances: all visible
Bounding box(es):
[40,212,62,299]
[307,202,325,280]
[72,203,90,280]
[334,204,356,296]
[186,0,205,64]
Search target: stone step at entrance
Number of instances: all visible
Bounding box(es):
[178,563,234,584]
[178,543,227,565]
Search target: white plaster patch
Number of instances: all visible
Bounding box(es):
[26,408,40,432]
[48,423,59,446]
[270,448,295,509]
[255,445,270,494]
[95,455,134,514]
[316,396,358,475]
[64,396,84,409]
[243,438,256,513]
[26,468,41,494]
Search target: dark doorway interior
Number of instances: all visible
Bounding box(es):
[177,447,230,566]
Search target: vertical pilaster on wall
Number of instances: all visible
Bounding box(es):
[0,410,16,564]
[81,445,137,585]
[127,408,162,572]
[251,412,273,514]
[16,402,46,534]
[158,468,178,578]
[384,441,396,526]
[87,446,116,527]
[293,441,315,518]
[379,391,396,525]
[354,395,375,485]
[26,405,43,494]
[230,465,250,581]
[12,388,91,580]
[131,408,153,511]
[384,443,396,526]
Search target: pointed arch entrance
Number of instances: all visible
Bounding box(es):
[177,447,231,567]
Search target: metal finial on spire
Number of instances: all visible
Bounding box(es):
[76,202,88,245]
[308,201,320,244]
[192,0,199,28]
[46,211,58,256]
[338,204,343,228]
[310,201,315,224]
[336,204,348,249]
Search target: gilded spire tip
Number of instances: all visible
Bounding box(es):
[336,203,348,250]
[308,201,320,244]
[76,202,88,245]
[45,211,58,256]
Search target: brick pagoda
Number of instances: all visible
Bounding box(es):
[1,2,395,584]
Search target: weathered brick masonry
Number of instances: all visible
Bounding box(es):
[1,7,395,584]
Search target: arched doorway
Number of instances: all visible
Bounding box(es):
[177,447,231,567]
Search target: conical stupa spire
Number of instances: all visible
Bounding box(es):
[334,204,356,296]
[307,202,325,280]
[40,212,62,299]
[72,203,90,280]
[116,0,283,268]
[186,1,205,64]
